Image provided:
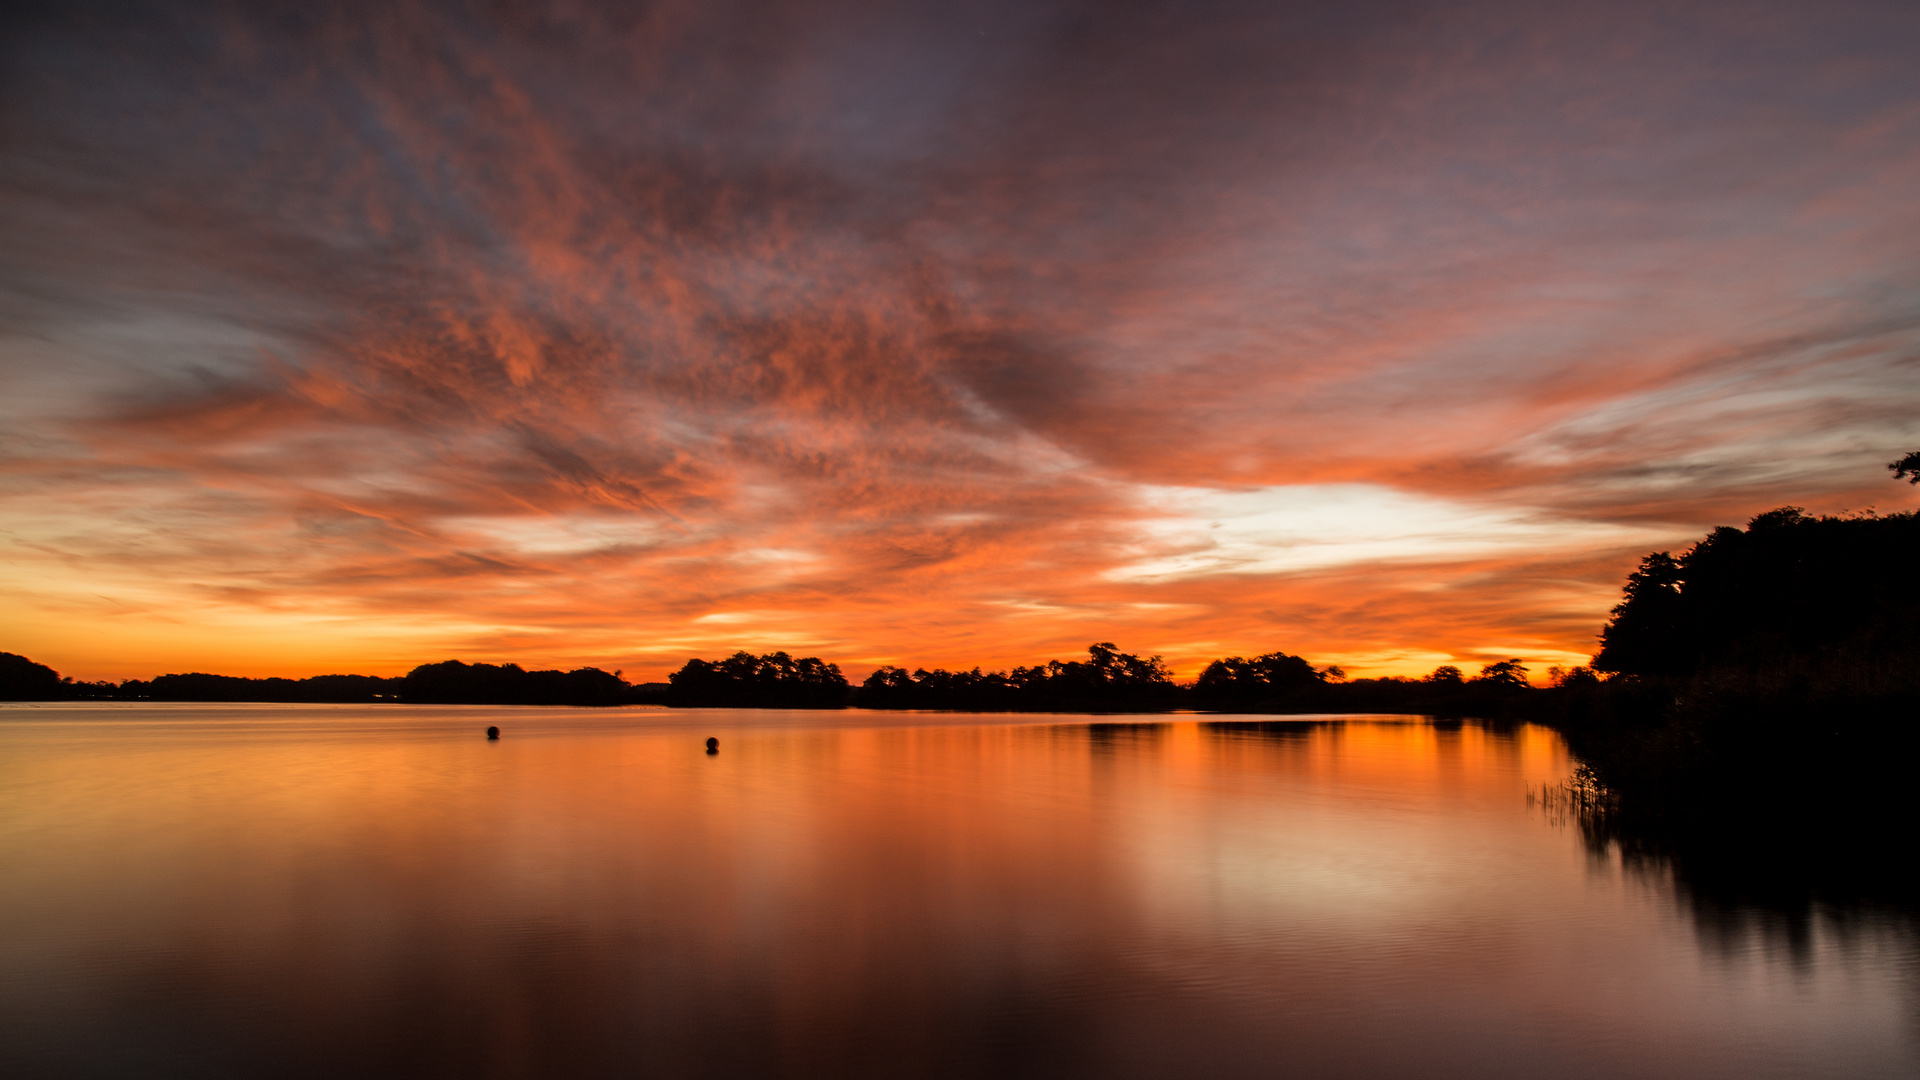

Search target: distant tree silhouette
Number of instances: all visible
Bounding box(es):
[1007,643,1180,711]
[1472,659,1531,688]
[858,666,1022,710]
[1192,650,1327,710]
[403,660,629,706]
[136,672,403,703]
[667,651,849,708]
[0,652,63,700]
[855,644,1178,712]
[1186,654,1546,716]
[146,673,280,701]
[296,674,402,703]
[1546,665,1600,688]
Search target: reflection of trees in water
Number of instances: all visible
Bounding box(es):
[1532,766,1920,987]
[1196,719,1325,745]
[1551,494,1920,1038]
[1084,722,1170,754]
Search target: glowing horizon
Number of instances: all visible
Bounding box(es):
[4,1,1919,684]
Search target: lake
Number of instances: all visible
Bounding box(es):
[1,704,1913,1078]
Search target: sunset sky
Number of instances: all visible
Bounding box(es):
[4,0,1918,683]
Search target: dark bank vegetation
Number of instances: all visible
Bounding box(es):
[3,641,1538,713]
[1562,504,1920,788]
[854,645,1547,714]
[0,655,669,707]
[401,660,646,706]
[665,651,849,708]
[0,652,65,700]
[855,642,1180,712]
[1539,503,1920,908]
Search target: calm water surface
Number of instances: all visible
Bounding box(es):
[0,704,1914,1078]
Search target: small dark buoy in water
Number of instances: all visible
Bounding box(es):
[486,726,500,740]
[705,736,718,754]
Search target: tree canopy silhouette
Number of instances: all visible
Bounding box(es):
[856,643,1179,712]
[0,652,63,700]
[1191,650,1330,710]
[1592,507,1920,683]
[1554,497,1920,911]
[858,665,1022,711]
[137,672,401,703]
[1472,659,1531,688]
[667,651,850,708]
[403,660,629,706]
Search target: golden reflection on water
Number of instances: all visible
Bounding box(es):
[0,706,1913,1079]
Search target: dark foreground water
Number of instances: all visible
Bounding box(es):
[0,705,1913,1078]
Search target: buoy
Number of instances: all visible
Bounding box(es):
[705,736,718,754]
[486,726,500,740]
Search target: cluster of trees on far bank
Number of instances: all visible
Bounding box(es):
[665,651,849,708]
[0,655,669,707]
[850,645,1550,714]
[855,642,1181,712]
[0,643,1560,713]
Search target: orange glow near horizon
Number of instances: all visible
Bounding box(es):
[4,2,1920,683]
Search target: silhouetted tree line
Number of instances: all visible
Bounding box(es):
[133,672,400,703]
[1559,503,1920,722]
[0,654,670,706]
[1554,504,1920,747]
[6,642,1548,713]
[0,652,64,700]
[857,642,1181,712]
[402,661,640,706]
[666,651,849,708]
[1181,652,1553,716]
[1590,506,1920,685]
[1541,496,1920,910]
[851,644,1550,714]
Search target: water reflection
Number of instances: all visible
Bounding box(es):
[0,706,1913,1078]
[1534,758,1920,1020]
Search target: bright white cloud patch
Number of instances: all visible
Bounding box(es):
[1113,484,1669,581]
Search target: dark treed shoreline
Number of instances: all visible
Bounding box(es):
[0,644,1547,714]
